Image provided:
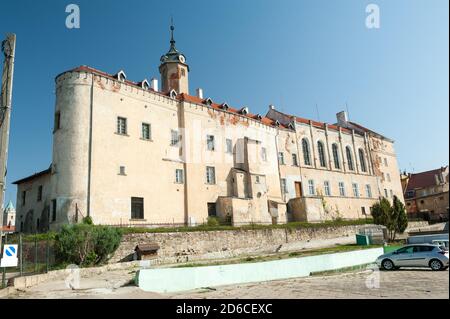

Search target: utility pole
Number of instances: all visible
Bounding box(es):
[0,34,16,250]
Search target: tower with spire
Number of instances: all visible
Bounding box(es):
[159,19,190,94]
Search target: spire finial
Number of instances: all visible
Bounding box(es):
[170,17,175,47]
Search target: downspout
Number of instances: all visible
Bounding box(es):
[86,74,94,218]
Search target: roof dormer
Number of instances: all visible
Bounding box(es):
[255,114,263,120]
[114,70,127,82]
[139,79,150,90]
[169,89,178,99]
[220,103,229,110]
[203,97,213,106]
[287,122,295,130]
[239,107,249,115]
[273,120,280,127]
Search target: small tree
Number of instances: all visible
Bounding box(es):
[370,196,408,241]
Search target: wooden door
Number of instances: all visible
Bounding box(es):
[295,182,302,198]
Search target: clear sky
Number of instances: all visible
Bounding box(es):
[0,0,448,206]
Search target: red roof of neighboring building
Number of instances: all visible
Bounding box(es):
[405,167,447,192]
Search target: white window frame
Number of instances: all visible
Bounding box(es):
[261,147,267,162]
[117,117,127,135]
[365,184,372,198]
[206,166,216,184]
[207,135,215,151]
[339,182,346,197]
[171,130,180,146]
[226,138,233,154]
[352,183,360,197]
[175,169,184,184]
[142,123,151,140]
[281,178,287,194]
[278,152,285,165]
[292,153,298,166]
[308,180,315,196]
[324,181,331,196]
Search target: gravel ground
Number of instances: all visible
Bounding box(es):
[4,266,448,299]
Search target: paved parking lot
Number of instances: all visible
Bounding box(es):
[170,268,449,299]
[4,266,448,299]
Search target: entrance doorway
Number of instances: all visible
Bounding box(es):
[295,182,302,198]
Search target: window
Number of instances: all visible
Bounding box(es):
[207,203,217,217]
[281,178,287,194]
[352,183,360,197]
[21,191,26,206]
[117,117,127,135]
[171,130,180,146]
[324,181,331,196]
[141,123,151,140]
[37,185,43,202]
[339,182,346,196]
[317,141,326,167]
[206,166,216,184]
[51,199,57,222]
[54,112,61,131]
[119,166,126,175]
[384,158,388,166]
[390,189,394,198]
[387,173,391,182]
[207,135,215,151]
[308,180,315,195]
[181,68,186,77]
[261,147,267,162]
[175,169,184,184]
[365,185,372,198]
[332,144,340,169]
[226,139,233,154]
[382,173,385,181]
[292,154,298,166]
[302,138,311,165]
[384,189,388,198]
[255,175,261,184]
[358,149,367,172]
[346,146,354,171]
[131,197,144,220]
[278,152,285,165]
[361,207,367,215]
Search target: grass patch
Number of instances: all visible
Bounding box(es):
[120,219,374,235]
[171,244,381,269]
[310,263,375,276]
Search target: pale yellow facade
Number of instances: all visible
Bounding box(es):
[13,30,405,232]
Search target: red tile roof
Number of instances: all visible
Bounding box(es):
[405,167,447,192]
[60,66,289,130]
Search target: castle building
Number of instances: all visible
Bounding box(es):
[13,25,405,233]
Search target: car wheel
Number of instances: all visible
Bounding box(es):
[382,259,395,271]
[429,259,443,271]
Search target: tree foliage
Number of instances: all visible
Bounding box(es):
[370,196,408,241]
[54,223,122,266]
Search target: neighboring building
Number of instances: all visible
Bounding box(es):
[403,166,449,222]
[13,24,405,233]
[1,200,16,233]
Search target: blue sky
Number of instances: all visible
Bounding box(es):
[0,0,448,206]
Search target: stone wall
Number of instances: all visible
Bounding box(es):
[110,224,371,265]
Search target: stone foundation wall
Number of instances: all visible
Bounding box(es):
[110,224,367,265]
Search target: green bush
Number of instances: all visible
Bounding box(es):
[206,216,220,227]
[54,224,122,267]
[82,216,94,225]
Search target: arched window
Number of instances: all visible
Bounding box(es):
[302,138,311,166]
[332,144,340,169]
[359,149,367,172]
[317,141,326,167]
[346,146,354,171]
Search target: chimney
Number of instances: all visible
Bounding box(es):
[150,78,158,92]
[336,111,348,126]
[196,88,204,99]
[269,104,275,110]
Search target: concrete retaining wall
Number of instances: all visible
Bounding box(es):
[137,247,384,293]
